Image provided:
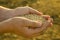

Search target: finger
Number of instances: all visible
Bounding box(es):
[50,23,53,27]
[27,7,43,15]
[51,18,53,23]
[48,18,53,23]
[48,23,53,27]
[12,17,42,28]
[42,15,53,23]
[27,21,43,28]
[46,18,53,27]
[48,18,53,27]
[42,15,50,20]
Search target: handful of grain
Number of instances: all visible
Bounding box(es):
[19,14,50,33]
[20,14,47,24]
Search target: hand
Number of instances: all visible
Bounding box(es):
[0,6,53,38]
[0,16,53,38]
[0,6,43,21]
[0,17,42,37]
[13,6,43,16]
[42,15,53,26]
[13,15,52,38]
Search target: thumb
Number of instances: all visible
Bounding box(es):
[26,20,42,28]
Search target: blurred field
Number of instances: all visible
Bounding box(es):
[0,0,60,40]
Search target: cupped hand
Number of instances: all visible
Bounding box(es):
[14,6,43,16]
[11,15,53,38]
[0,6,53,38]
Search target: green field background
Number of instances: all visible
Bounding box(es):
[0,0,60,40]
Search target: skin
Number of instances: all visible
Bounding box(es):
[0,6,53,38]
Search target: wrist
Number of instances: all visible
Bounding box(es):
[0,21,13,33]
[0,26,11,33]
